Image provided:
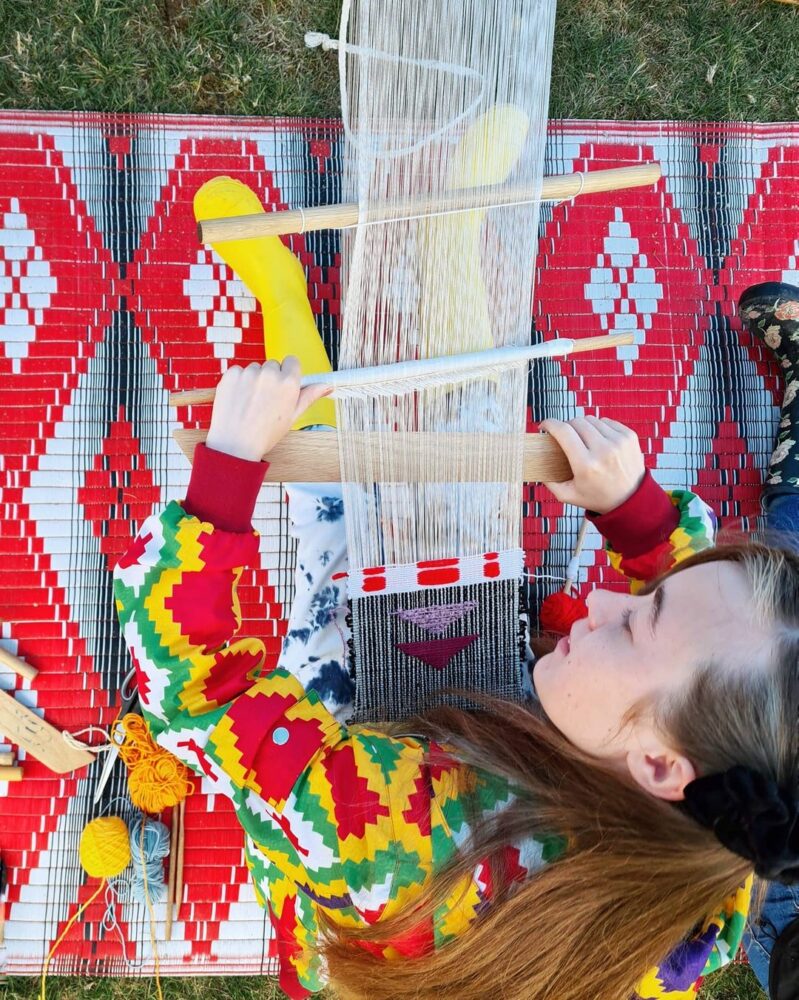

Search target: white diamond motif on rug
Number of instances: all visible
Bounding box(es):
[0,199,57,373]
[184,248,257,361]
[584,207,663,376]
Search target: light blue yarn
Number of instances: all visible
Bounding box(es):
[128,813,170,905]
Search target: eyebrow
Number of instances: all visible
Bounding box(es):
[648,584,666,639]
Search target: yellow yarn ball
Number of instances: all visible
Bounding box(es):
[79,817,131,879]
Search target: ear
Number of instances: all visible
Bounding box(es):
[625,747,697,802]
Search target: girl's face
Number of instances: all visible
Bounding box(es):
[533,561,774,798]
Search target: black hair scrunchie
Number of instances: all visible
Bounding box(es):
[683,765,799,885]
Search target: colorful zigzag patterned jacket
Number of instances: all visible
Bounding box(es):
[112,449,751,999]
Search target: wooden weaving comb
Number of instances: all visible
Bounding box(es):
[0,645,93,773]
[0,689,92,774]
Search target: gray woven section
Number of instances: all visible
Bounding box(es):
[350,579,526,722]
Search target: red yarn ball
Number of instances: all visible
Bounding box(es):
[539,591,588,635]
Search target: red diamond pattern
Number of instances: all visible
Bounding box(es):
[0,114,797,977]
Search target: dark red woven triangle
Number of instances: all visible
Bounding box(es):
[396,634,478,670]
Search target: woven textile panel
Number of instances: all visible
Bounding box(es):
[0,112,795,976]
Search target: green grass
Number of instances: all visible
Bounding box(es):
[0,975,296,1000]
[0,0,797,119]
[0,1,793,998]
[0,963,769,1000]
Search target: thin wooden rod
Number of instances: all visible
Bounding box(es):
[172,429,573,483]
[0,647,38,682]
[168,333,634,409]
[198,163,662,243]
[165,805,178,942]
[174,799,186,927]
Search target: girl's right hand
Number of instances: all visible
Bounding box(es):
[540,416,646,514]
[205,357,331,463]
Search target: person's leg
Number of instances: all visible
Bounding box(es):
[744,881,799,994]
[739,282,799,991]
[739,282,799,530]
[279,475,354,722]
[191,176,353,719]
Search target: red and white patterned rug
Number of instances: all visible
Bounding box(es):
[0,111,795,977]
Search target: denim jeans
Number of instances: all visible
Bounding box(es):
[742,492,799,991]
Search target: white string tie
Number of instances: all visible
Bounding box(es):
[62,725,114,754]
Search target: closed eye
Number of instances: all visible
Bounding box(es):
[621,608,634,640]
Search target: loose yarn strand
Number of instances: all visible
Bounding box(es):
[138,815,164,1000]
[39,881,106,1000]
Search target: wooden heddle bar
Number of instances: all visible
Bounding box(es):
[197,163,662,244]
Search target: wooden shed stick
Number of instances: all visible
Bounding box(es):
[198,163,661,243]
[168,333,634,410]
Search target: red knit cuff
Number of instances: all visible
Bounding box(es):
[183,443,269,533]
[586,470,679,558]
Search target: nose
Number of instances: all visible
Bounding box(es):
[585,587,631,630]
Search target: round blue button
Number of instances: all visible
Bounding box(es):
[272,726,290,746]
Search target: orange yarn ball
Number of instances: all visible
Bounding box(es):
[539,591,588,635]
[115,713,194,813]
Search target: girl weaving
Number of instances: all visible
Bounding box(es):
[113,198,799,1000]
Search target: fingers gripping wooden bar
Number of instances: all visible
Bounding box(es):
[169,333,633,480]
[198,163,662,243]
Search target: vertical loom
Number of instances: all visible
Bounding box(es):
[177,0,662,722]
[329,0,556,719]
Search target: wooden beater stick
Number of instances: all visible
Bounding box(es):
[198,163,661,243]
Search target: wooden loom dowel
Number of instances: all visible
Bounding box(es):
[168,332,635,410]
[198,163,662,243]
[0,765,23,782]
[165,804,178,941]
[172,429,572,483]
[0,647,39,682]
[173,799,186,926]
[0,751,14,767]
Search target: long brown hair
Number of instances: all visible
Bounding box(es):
[316,540,799,1000]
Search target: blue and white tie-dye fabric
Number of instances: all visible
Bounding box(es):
[281,481,355,722]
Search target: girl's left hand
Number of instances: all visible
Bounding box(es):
[540,416,646,514]
[205,357,331,462]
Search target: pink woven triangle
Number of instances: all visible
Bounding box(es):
[393,600,477,635]
[396,634,478,670]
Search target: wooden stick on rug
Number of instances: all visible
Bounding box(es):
[174,799,186,926]
[165,805,179,942]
